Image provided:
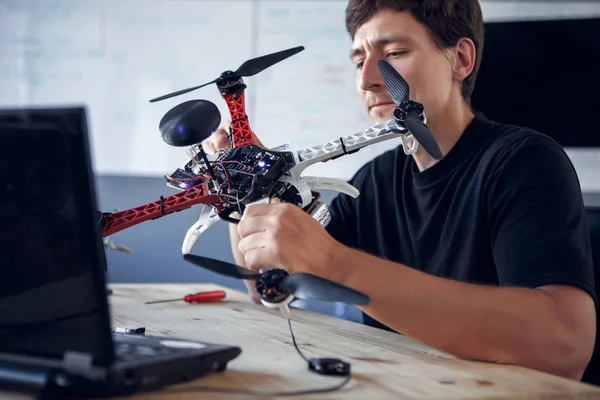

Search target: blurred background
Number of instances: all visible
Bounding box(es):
[1,0,599,323]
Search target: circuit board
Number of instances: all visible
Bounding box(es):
[164,144,296,203]
[220,145,294,179]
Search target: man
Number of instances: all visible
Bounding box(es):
[204,0,596,381]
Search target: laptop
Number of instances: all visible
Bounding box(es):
[0,106,241,398]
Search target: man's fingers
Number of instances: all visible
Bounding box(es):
[238,232,283,271]
[242,201,289,219]
[241,204,273,220]
[243,279,262,304]
[202,120,231,155]
[237,231,270,255]
[243,248,264,271]
[243,247,278,272]
[213,129,230,150]
[203,140,217,155]
[237,214,269,238]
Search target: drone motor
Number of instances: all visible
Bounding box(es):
[255,268,293,304]
[377,60,443,160]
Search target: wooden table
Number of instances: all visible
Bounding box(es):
[5,283,600,399]
[111,283,600,399]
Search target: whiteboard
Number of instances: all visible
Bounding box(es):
[0,0,255,177]
[1,0,599,189]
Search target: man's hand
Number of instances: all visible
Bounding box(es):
[202,119,231,156]
[202,119,265,155]
[236,198,344,281]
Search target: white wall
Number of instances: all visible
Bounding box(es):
[1,0,598,189]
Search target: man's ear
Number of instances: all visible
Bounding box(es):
[453,37,476,82]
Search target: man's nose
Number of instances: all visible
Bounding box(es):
[358,57,384,91]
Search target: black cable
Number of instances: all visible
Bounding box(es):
[153,319,351,397]
[288,318,309,362]
[197,145,217,182]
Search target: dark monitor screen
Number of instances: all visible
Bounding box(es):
[0,107,114,366]
[471,17,600,147]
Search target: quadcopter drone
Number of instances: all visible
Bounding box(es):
[97,45,443,317]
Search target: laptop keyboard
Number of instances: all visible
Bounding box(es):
[115,342,175,362]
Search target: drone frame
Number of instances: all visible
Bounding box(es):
[98,48,438,263]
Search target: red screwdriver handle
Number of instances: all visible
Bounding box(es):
[183,290,226,303]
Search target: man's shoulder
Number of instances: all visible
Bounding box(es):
[476,117,581,201]
[479,117,569,169]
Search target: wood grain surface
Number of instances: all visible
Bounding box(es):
[3,283,600,399]
[108,283,600,399]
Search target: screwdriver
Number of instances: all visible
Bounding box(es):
[145,290,226,304]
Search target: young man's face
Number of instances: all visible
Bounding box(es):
[350,8,456,125]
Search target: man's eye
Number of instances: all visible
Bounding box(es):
[386,51,407,58]
[355,60,364,69]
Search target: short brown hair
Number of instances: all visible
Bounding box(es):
[345,0,484,104]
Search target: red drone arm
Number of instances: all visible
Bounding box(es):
[101,182,220,237]
[222,91,257,148]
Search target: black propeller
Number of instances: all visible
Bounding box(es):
[377,60,409,105]
[377,60,444,160]
[183,254,370,306]
[159,99,221,147]
[184,253,261,280]
[149,46,305,103]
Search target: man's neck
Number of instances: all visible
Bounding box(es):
[411,101,475,172]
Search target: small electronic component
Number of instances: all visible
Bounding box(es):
[164,167,206,191]
[114,326,146,335]
[309,357,351,376]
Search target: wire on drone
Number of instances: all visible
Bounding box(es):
[339,137,348,155]
[231,115,249,124]
[159,195,165,216]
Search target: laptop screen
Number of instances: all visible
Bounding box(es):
[0,107,115,366]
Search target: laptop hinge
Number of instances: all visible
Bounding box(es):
[62,351,106,381]
[63,351,93,372]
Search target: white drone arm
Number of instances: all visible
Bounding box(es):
[301,176,360,198]
[182,205,220,254]
[288,119,416,178]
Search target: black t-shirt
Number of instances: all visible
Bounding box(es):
[326,112,596,332]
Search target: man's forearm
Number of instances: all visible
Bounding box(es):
[334,247,594,380]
